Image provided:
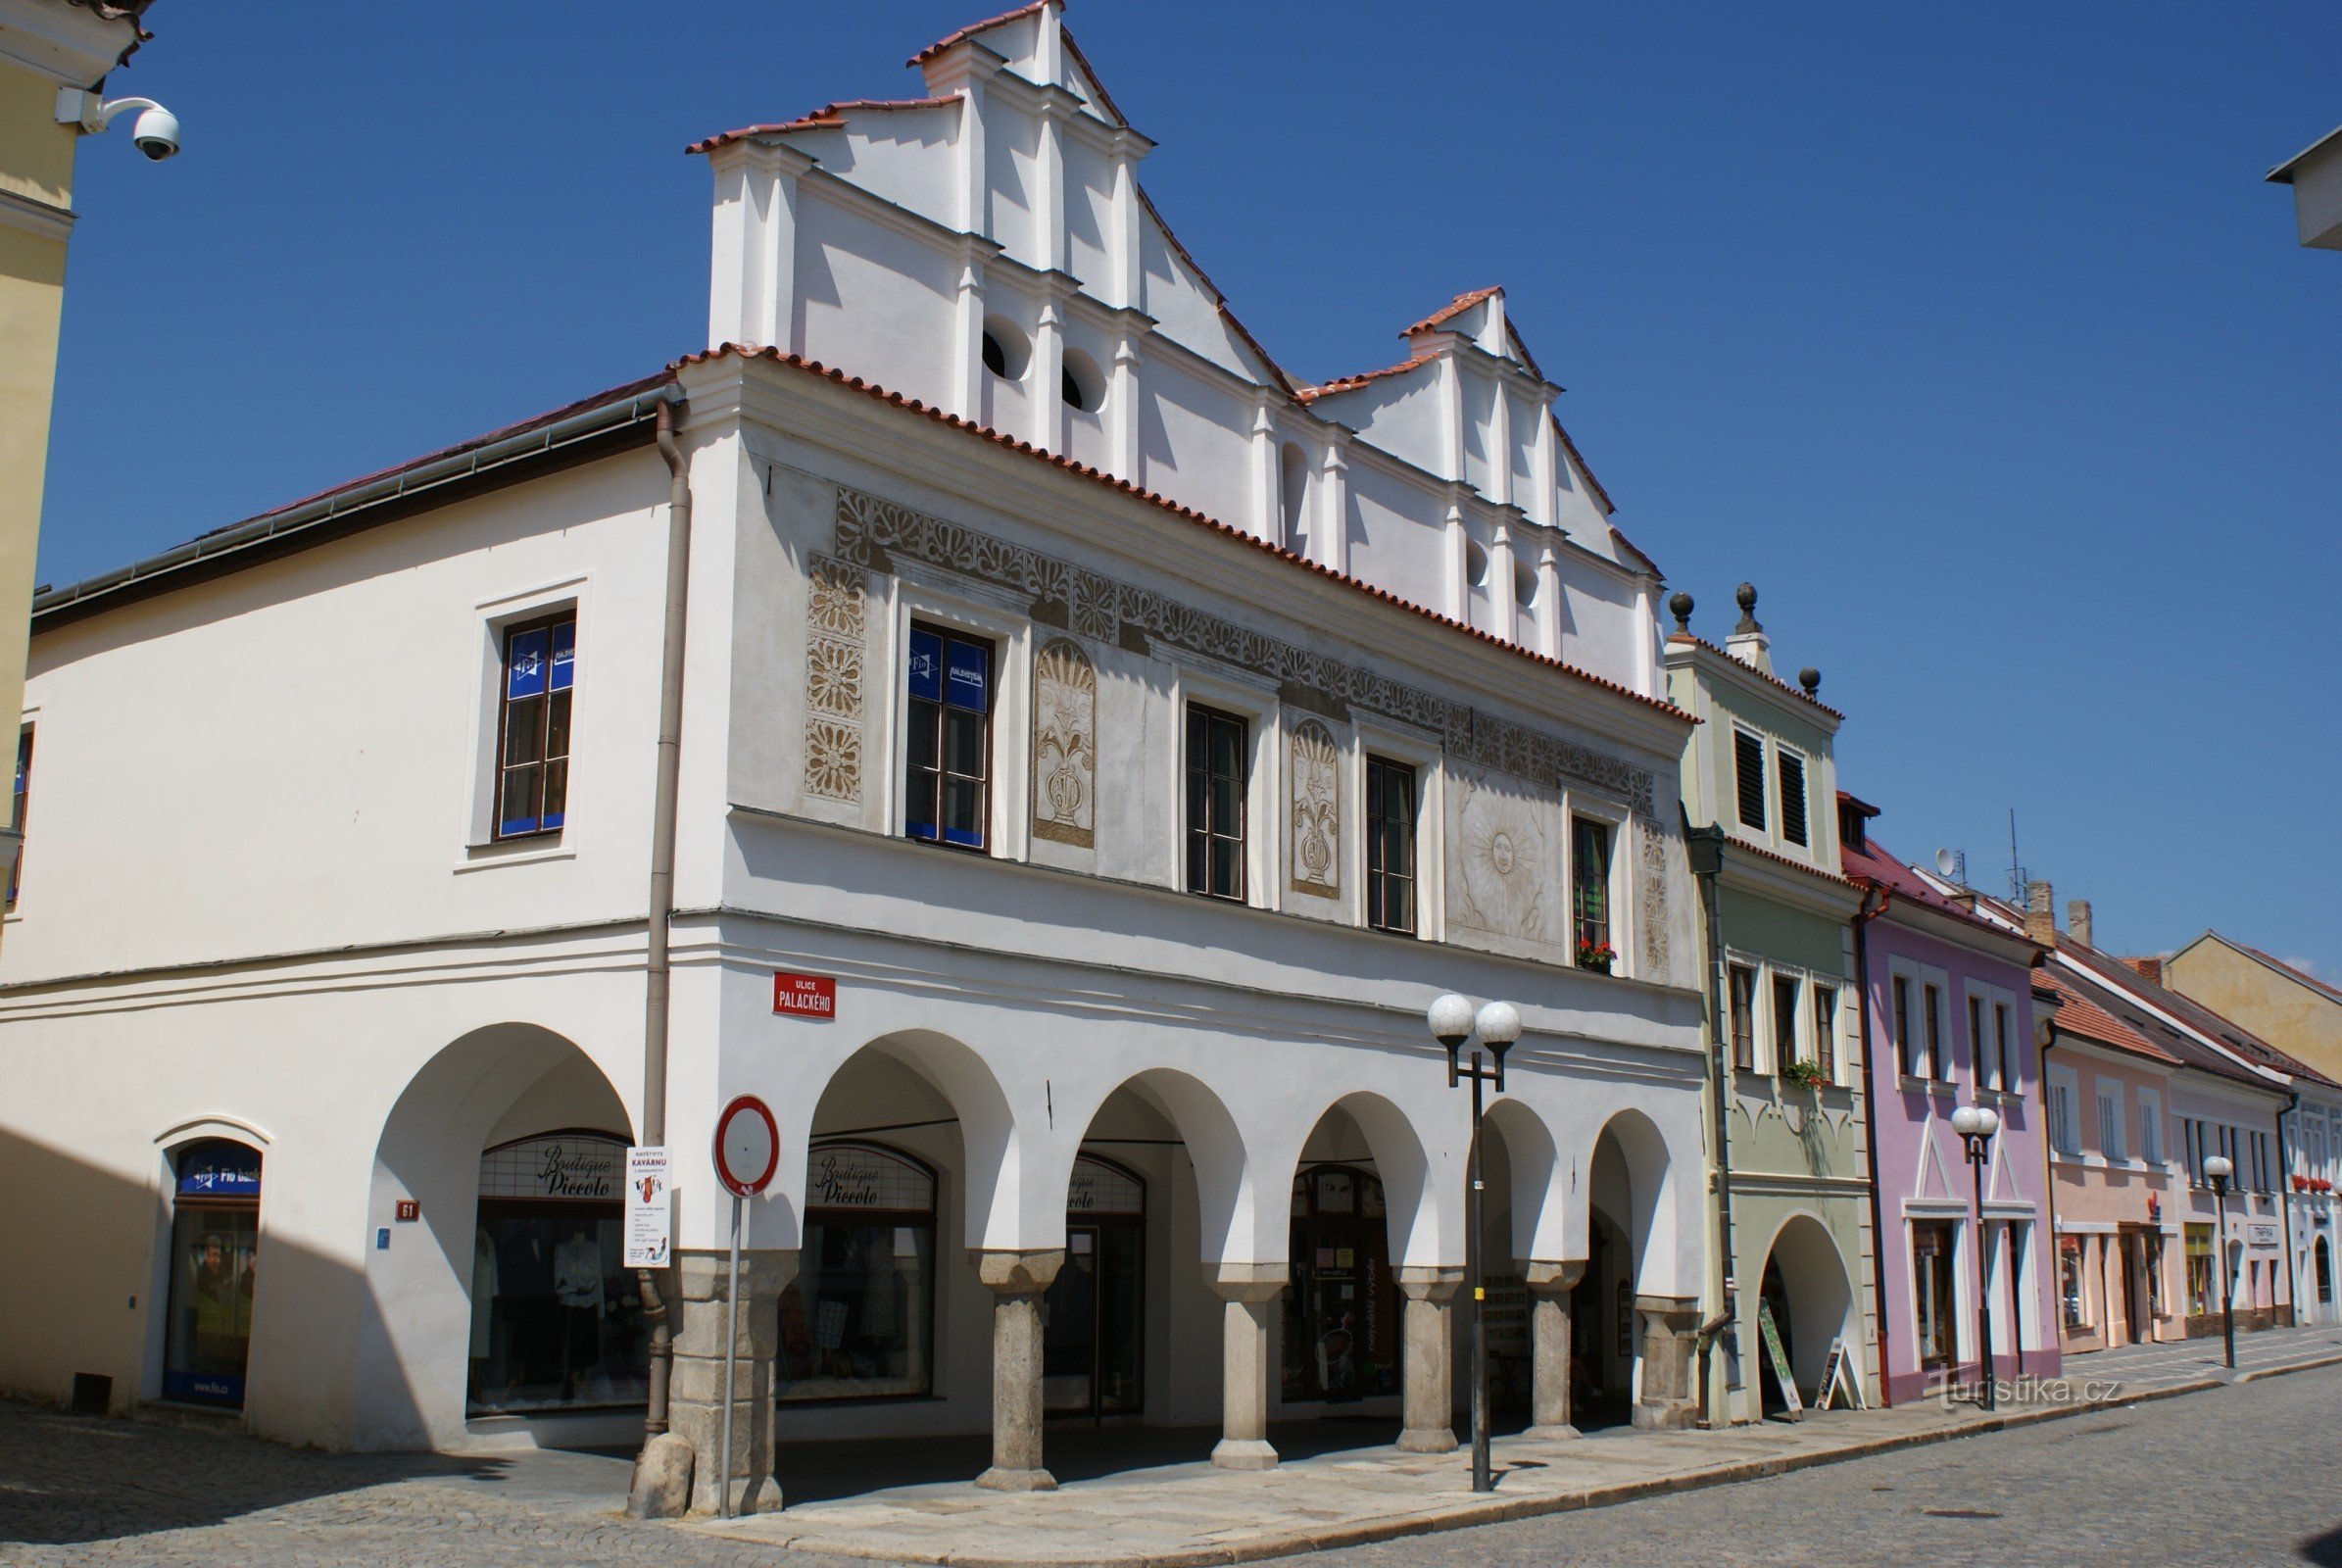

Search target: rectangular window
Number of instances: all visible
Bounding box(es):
[1733,729,1767,830]
[1812,984,1838,1081]
[2048,1079,2076,1155]
[1185,705,1246,901]
[1969,995,1985,1089]
[1771,973,1799,1074]
[1365,758,1416,936]
[1892,976,1914,1078]
[2183,1119,2200,1183]
[1571,816,1613,966]
[904,624,994,850]
[1777,749,1808,847]
[495,612,576,839]
[1923,982,1943,1080]
[2184,1225,2214,1316]
[2139,1092,2164,1167]
[1993,1004,2012,1093]
[2097,1088,2124,1162]
[1729,963,1756,1072]
[7,725,28,907]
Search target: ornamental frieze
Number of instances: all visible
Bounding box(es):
[833,485,1660,820]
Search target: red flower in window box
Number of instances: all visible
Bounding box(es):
[1576,940,1617,974]
[2295,1174,2312,1193]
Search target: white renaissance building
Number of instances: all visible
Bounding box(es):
[0,2,1718,1510]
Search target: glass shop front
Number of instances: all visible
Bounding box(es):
[164,1140,263,1407]
[1283,1165,1397,1402]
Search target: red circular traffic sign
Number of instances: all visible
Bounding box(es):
[712,1095,780,1198]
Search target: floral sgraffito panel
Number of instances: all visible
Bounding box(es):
[1446,765,1560,952]
[1032,637,1097,848]
[1289,718,1341,899]
[804,554,868,804]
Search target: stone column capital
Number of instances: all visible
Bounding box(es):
[1207,1261,1289,1304]
[970,1248,1065,1295]
[1525,1259,1586,1296]
[1396,1265,1465,1302]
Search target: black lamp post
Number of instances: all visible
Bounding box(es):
[1428,993,1519,1495]
[1949,1103,2002,1410]
[2205,1153,2236,1370]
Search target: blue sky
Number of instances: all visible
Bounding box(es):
[42,3,2342,972]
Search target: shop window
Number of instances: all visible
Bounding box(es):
[1048,1154,1146,1417]
[469,1133,644,1413]
[495,612,576,839]
[904,624,994,850]
[1185,705,1247,900]
[164,1140,262,1407]
[1365,758,1416,936]
[2059,1236,2090,1331]
[1913,1220,1957,1368]
[1283,1165,1395,1402]
[781,1142,937,1401]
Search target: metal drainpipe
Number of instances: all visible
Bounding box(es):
[635,398,693,1443]
[1852,884,1893,1406]
[1684,821,1738,1425]
[2277,1089,2302,1326]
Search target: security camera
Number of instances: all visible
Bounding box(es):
[55,89,182,161]
[130,105,180,160]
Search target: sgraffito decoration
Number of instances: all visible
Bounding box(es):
[805,555,868,804]
[1031,637,1098,848]
[1290,718,1341,898]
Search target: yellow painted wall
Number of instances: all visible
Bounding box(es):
[0,59,77,861]
[2167,940,2342,1086]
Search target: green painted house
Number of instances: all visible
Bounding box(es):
[1665,584,1877,1423]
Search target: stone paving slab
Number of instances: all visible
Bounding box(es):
[682,1332,2342,1568]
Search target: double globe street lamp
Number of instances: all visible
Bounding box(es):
[2205,1153,2237,1370]
[1426,993,1521,1496]
[1949,1103,2002,1410]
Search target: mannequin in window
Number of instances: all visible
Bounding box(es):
[553,1223,606,1397]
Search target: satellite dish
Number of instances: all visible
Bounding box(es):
[1934,849,1962,879]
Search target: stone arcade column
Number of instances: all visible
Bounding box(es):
[1396,1266,1462,1453]
[666,1247,797,1515]
[1632,1295,1702,1431]
[974,1249,1065,1492]
[1525,1260,1585,1440]
[1209,1264,1286,1470]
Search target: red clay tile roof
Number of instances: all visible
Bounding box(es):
[2064,941,2342,1091]
[681,342,1694,722]
[2037,967,2179,1063]
[688,98,958,155]
[1726,833,1856,891]
[1841,830,2044,954]
[908,0,1049,67]
[1664,632,1844,720]
[1294,358,1425,401]
[1404,285,1504,338]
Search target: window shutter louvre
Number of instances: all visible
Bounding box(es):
[1733,730,1767,828]
[1777,751,1808,846]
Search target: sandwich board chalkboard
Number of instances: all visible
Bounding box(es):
[1756,1298,1802,1421]
[1813,1336,1864,1411]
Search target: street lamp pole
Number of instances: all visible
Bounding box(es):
[2205,1154,2236,1371]
[1950,1103,2001,1411]
[1428,994,1519,1496]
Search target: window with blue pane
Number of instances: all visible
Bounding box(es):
[8,725,28,907]
[496,612,576,839]
[903,624,993,850]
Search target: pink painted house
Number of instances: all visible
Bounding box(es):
[1839,796,2057,1402]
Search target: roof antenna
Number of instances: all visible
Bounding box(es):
[2007,808,2027,905]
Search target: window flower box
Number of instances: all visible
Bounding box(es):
[1576,940,1617,975]
[1781,1057,1830,1090]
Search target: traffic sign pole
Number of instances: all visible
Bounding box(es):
[721,1190,743,1518]
[709,1094,779,1520]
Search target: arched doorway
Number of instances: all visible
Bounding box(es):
[1584,1108,1678,1428]
[2316,1237,2333,1322]
[1756,1213,1857,1412]
[1285,1162,1396,1402]
[1045,1153,1146,1419]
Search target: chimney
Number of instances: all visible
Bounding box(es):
[2122,956,2165,986]
[2068,900,2093,950]
[1725,582,1773,674]
[2024,880,2056,947]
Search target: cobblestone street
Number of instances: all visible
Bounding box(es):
[5,1362,2341,1567]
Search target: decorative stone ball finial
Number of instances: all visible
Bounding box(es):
[1798,666,1821,695]
[1732,582,1762,635]
[1667,591,1693,634]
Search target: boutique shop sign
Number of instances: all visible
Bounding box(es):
[479,1135,624,1201]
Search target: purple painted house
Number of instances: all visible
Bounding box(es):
[1839,795,2059,1404]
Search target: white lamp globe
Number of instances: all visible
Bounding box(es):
[1427,993,1477,1047]
[1950,1105,1983,1138]
[1475,1000,1523,1048]
[1975,1105,2001,1139]
[2205,1154,2233,1181]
